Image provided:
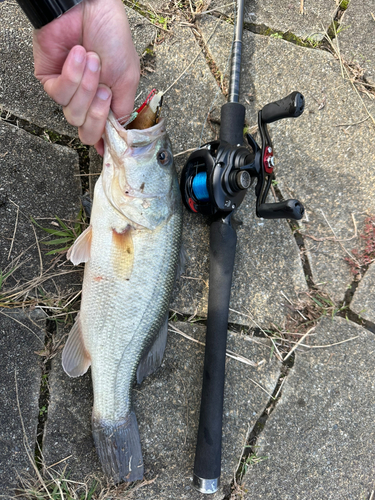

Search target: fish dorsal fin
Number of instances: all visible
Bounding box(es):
[62,313,91,377]
[111,227,134,280]
[136,314,168,385]
[67,225,93,265]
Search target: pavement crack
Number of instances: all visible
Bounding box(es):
[34,317,55,468]
[226,359,294,499]
[344,309,375,335]
[189,21,229,97]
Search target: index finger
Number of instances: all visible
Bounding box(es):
[43,45,87,106]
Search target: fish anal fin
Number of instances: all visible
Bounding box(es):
[67,225,93,265]
[62,313,91,377]
[136,315,168,385]
[112,227,134,280]
[92,410,144,483]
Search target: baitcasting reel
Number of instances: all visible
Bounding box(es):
[180,91,305,222]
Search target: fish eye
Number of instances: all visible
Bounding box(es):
[157,150,172,167]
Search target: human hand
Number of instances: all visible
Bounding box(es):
[33,0,140,154]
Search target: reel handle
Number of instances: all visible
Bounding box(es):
[257,199,305,220]
[193,218,237,494]
[261,91,305,124]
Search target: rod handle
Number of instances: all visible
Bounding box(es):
[193,219,237,493]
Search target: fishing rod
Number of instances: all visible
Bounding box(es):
[180,0,305,494]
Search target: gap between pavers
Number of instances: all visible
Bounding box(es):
[350,261,375,324]
[241,316,375,499]
[199,15,375,305]
[0,309,45,500]
[43,321,281,499]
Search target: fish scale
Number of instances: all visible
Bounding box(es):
[62,112,182,483]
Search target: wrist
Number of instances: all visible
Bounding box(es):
[16,0,84,29]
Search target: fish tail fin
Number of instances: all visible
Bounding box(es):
[92,410,144,483]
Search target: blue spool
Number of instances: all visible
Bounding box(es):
[192,172,209,202]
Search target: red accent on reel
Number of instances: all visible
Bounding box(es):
[263,147,274,174]
[188,198,198,213]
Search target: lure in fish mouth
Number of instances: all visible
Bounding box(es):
[62,92,183,483]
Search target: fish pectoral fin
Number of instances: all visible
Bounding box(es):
[67,225,93,265]
[62,313,91,377]
[112,227,134,280]
[136,314,168,385]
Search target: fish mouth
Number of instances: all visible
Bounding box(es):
[107,110,166,148]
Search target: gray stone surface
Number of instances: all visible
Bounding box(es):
[200,16,375,303]
[0,309,45,499]
[242,316,375,499]
[350,262,375,323]
[339,0,375,83]
[0,3,156,136]
[43,322,281,497]
[211,0,337,40]
[0,120,81,294]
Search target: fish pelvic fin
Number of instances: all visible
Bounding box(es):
[92,410,144,483]
[62,313,91,377]
[136,314,168,385]
[67,225,93,265]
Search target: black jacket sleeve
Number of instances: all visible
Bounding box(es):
[15,0,84,29]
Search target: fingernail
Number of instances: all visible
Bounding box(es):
[96,87,111,101]
[74,49,85,64]
[87,54,100,73]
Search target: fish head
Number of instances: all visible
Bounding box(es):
[102,111,179,230]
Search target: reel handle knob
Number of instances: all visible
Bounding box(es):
[257,199,305,220]
[261,91,305,124]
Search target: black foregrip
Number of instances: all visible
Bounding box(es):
[261,91,305,124]
[220,102,246,146]
[16,0,83,29]
[194,220,237,482]
[257,199,305,220]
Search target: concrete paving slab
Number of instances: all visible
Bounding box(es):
[0,309,45,499]
[241,316,375,499]
[43,322,281,497]
[338,0,375,83]
[350,262,375,323]
[210,0,337,41]
[200,16,375,303]
[0,120,81,296]
[0,3,156,136]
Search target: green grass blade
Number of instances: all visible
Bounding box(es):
[42,237,73,246]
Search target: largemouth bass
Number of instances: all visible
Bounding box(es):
[62,103,183,483]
